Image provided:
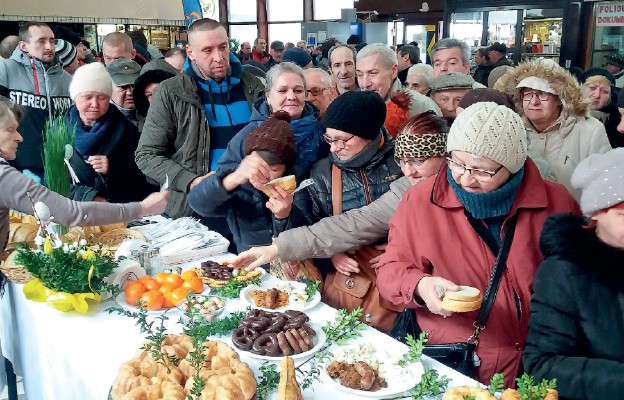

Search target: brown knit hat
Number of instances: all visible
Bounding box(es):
[458,88,515,111]
[245,111,297,166]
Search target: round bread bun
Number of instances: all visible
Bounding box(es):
[441,296,483,313]
[443,285,481,302]
[260,175,297,196]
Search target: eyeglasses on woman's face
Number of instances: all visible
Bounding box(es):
[394,157,427,168]
[522,90,552,102]
[323,134,354,150]
[446,157,504,182]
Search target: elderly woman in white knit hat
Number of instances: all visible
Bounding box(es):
[523,148,624,400]
[377,102,580,386]
[495,60,612,199]
[65,62,156,203]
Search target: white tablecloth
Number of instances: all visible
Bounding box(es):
[0,253,478,400]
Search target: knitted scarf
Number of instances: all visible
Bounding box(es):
[68,106,113,157]
[330,132,383,170]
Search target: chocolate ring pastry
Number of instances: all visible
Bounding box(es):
[248,316,271,330]
[252,333,280,356]
[232,327,255,351]
[284,310,308,320]
[248,309,266,318]
[265,315,287,333]
[284,315,307,330]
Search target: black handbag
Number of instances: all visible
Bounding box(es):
[390,212,519,378]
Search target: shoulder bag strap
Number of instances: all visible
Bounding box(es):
[331,164,343,216]
[468,212,519,342]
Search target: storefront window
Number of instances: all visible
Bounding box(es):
[522,9,563,63]
[450,12,483,48]
[591,2,624,68]
[313,0,355,21]
[488,11,517,47]
[405,25,428,62]
[228,0,257,22]
[269,23,303,44]
[230,24,259,47]
[267,0,303,21]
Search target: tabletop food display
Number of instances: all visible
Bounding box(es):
[0,207,561,400]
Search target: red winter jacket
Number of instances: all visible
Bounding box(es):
[376,159,580,386]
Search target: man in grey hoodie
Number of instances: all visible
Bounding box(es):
[0,22,72,180]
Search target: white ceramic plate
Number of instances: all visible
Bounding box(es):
[320,341,425,398]
[115,286,212,314]
[239,281,321,312]
[239,323,326,362]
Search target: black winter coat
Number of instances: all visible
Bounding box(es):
[67,105,156,203]
[523,214,624,400]
[306,130,402,220]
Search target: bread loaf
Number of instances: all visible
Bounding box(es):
[277,356,303,400]
[443,286,481,302]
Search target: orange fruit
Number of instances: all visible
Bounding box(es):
[162,291,175,308]
[154,272,170,285]
[125,281,146,306]
[182,277,204,294]
[159,283,175,295]
[170,287,190,305]
[138,275,153,285]
[139,290,164,311]
[143,278,161,291]
[181,270,198,281]
[164,274,184,289]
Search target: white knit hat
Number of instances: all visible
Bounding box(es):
[571,148,624,216]
[69,62,113,100]
[447,102,527,173]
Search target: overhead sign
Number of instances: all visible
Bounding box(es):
[596,2,624,26]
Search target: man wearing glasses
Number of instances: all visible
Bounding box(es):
[106,58,141,129]
[377,102,579,387]
[495,60,611,199]
[304,68,336,119]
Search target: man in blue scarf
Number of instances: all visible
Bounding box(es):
[135,18,264,220]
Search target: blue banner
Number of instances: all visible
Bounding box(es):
[182,0,203,28]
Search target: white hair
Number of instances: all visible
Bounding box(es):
[305,67,333,88]
[265,62,306,94]
[407,64,434,87]
[356,43,398,68]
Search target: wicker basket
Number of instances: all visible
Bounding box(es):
[0,249,33,284]
[96,229,146,247]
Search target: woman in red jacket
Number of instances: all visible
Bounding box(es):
[376,102,580,386]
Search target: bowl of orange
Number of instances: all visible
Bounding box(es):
[118,269,206,313]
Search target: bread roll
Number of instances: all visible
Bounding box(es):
[260,175,297,196]
[440,296,483,313]
[277,356,303,400]
[444,286,481,302]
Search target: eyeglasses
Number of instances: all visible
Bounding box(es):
[306,87,330,97]
[395,157,427,168]
[446,157,504,181]
[323,134,354,150]
[522,90,551,101]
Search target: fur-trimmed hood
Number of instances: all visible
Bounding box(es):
[494,61,590,118]
[540,214,624,281]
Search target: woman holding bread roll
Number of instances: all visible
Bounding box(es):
[523,148,624,400]
[0,97,169,296]
[187,111,310,254]
[376,102,580,386]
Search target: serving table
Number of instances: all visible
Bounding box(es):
[0,253,478,400]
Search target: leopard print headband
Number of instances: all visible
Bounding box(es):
[395,132,447,159]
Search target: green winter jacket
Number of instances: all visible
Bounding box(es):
[135,70,264,218]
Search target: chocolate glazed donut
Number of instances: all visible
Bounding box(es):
[284,310,308,320]
[232,327,255,351]
[265,315,287,333]
[252,333,281,356]
[284,315,308,330]
[241,316,271,330]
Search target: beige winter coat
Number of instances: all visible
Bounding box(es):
[496,61,612,199]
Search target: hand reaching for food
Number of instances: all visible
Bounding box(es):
[230,244,279,271]
[331,252,360,276]
[416,276,460,317]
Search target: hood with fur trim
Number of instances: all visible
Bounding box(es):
[494,61,590,118]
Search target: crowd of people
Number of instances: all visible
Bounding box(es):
[0,17,623,399]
